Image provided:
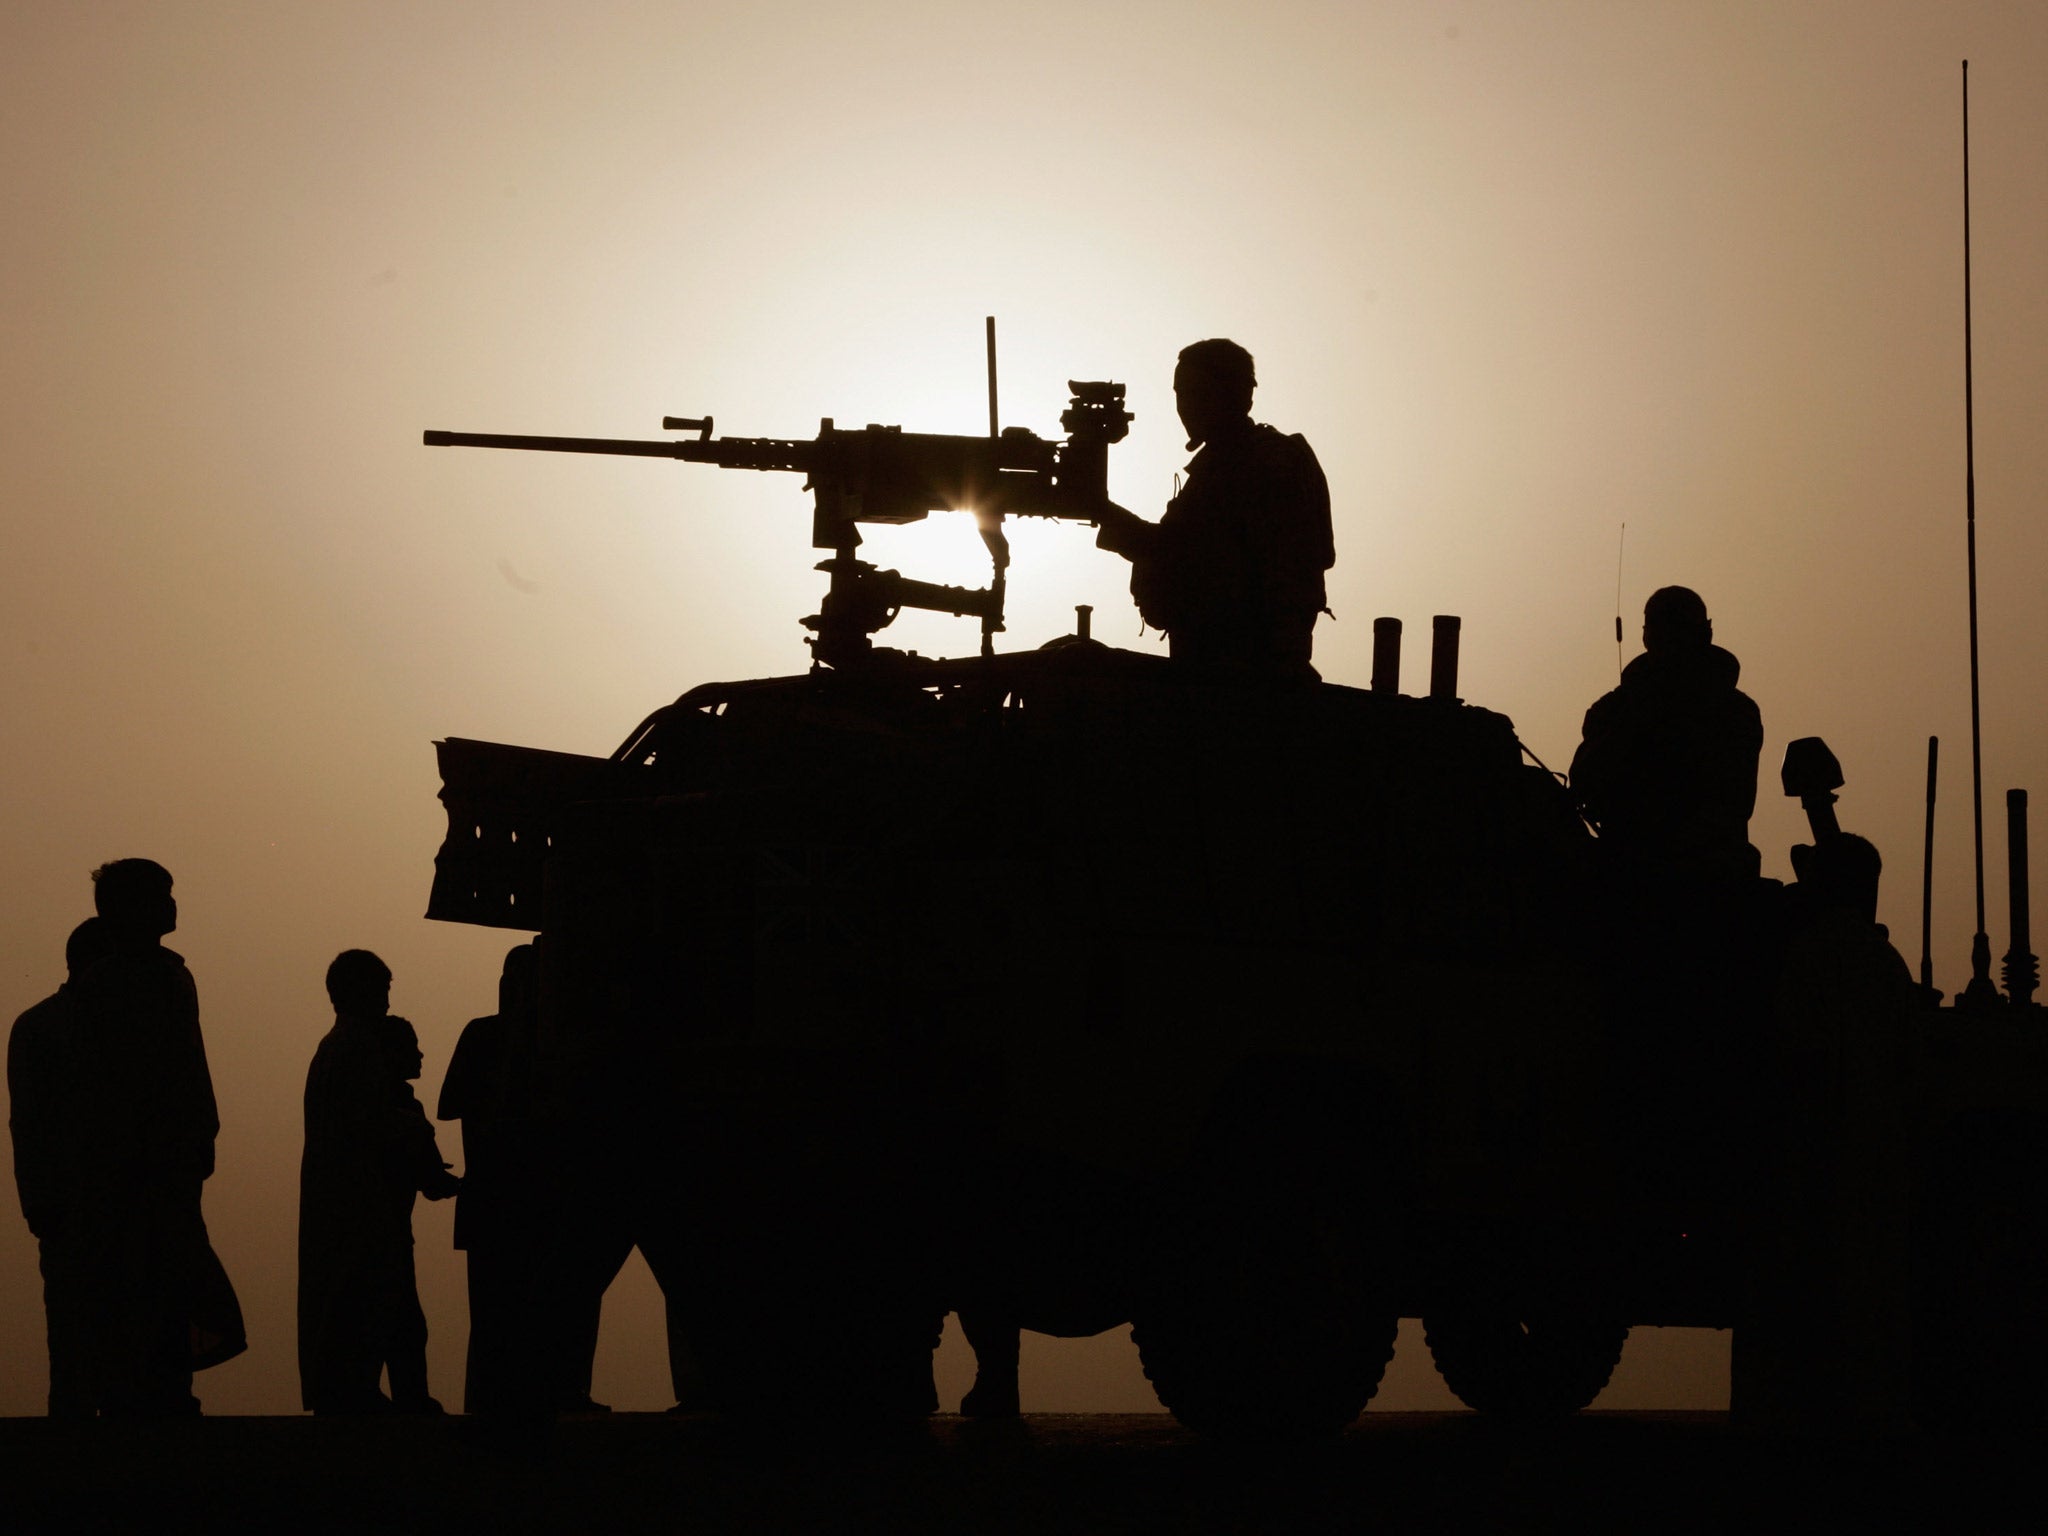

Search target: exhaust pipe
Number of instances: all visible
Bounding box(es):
[1429,615,1461,701]
[2003,788,2038,1007]
[1371,618,1402,694]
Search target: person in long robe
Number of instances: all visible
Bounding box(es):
[437,944,538,1415]
[297,949,458,1414]
[9,918,112,1416]
[68,859,236,1416]
[442,943,709,1417]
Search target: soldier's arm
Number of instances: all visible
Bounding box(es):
[1567,699,1617,823]
[1295,435,1334,573]
[8,1013,60,1235]
[171,966,219,1181]
[437,1015,502,1122]
[1092,500,1158,560]
[390,1080,461,1197]
[1721,692,1766,826]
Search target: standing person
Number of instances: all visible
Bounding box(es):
[957,1312,1020,1418]
[8,917,112,1416]
[1092,338,1334,683]
[437,943,539,1415]
[298,949,459,1415]
[442,944,707,1416]
[69,859,237,1416]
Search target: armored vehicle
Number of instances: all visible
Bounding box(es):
[423,383,2045,1440]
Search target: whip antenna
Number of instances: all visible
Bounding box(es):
[1960,61,1999,1007]
[1923,735,1940,993]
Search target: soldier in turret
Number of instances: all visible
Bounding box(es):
[1570,586,1763,889]
[1093,339,1334,683]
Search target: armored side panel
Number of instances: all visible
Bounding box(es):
[429,738,619,929]
[427,646,1610,1345]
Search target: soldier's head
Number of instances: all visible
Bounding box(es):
[1642,586,1712,654]
[1175,339,1256,449]
[375,1013,424,1081]
[325,948,393,1018]
[65,916,113,977]
[91,858,176,941]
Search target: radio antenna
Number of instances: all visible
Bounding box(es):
[1613,522,1626,680]
[1960,61,2000,1008]
[1922,735,1940,993]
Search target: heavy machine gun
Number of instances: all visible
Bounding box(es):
[425,378,1132,668]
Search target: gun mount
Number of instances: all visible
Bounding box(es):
[425,380,1131,668]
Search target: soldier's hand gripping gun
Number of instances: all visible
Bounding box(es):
[424,381,1132,668]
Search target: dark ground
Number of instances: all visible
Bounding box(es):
[0,1412,2038,1535]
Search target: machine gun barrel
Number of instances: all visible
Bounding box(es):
[424,375,1128,667]
[423,429,812,473]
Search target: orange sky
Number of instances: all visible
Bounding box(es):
[5,1,2047,1415]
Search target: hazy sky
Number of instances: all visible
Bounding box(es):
[5,1,2047,1416]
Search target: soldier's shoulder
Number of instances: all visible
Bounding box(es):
[1252,422,1328,488]
[309,1017,379,1069]
[10,989,70,1039]
[1579,681,1630,729]
[1249,421,1317,455]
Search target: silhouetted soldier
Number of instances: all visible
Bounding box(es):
[1569,586,1763,888]
[9,917,113,1416]
[438,943,541,1414]
[69,858,228,1415]
[441,943,706,1417]
[1093,339,1334,682]
[546,969,709,1417]
[298,950,459,1415]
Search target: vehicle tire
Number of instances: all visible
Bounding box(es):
[1136,1059,1406,1440]
[1423,1310,1628,1418]
[1134,1194,1399,1441]
[1135,1292,1398,1442]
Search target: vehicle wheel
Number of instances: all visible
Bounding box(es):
[1423,1310,1628,1418]
[1134,1196,1399,1441]
[1137,1059,1406,1440]
[1135,1292,1398,1442]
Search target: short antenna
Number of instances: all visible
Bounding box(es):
[1613,522,1626,681]
[985,316,1000,438]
